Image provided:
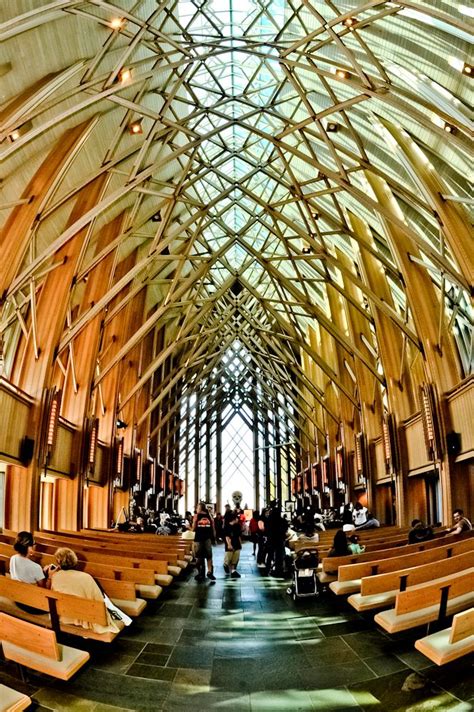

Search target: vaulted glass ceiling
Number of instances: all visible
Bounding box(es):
[0,1,472,432]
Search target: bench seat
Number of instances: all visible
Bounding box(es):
[415,608,474,665]
[110,596,147,617]
[348,589,398,612]
[2,638,90,681]
[329,579,362,596]
[136,583,163,599]
[168,565,181,577]
[156,574,173,587]
[0,685,31,712]
[375,592,474,634]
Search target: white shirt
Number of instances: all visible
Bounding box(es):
[353,507,368,526]
[10,554,45,584]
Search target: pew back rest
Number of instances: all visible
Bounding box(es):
[340,539,474,583]
[450,608,474,644]
[0,575,108,627]
[360,550,474,596]
[0,612,60,660]
[395,568,474,615]
[321,530,474,573]
[0,576,50,612]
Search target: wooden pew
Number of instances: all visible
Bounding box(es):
[0,545,164,600]
[31,533,185,577]
[0,533,179,582]
[330,538,474,596]
[38,529,192,563]
[415,607,474,665]
[348,549,474,611]
[0,576,124,642]
[374,567,474,634]
[317,530,474,585]
[0,552,146,617]
[0,684,31,712]
[0,612,90,680]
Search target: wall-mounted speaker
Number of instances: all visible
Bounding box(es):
[446,431,461,457]
[19,436,34,465]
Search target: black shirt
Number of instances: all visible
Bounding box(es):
[194,512,214,542]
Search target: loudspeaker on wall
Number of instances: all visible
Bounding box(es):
[446,431,461,457]
[19,436,35,465]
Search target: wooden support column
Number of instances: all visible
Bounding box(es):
[365,171,460,393]
[0,121,96,298]
[381,121,473,288]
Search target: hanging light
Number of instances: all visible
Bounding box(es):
[110,17,126,30]
[128,118,143,135]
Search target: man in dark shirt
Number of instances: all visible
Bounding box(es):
[408,519,434,544]
[192,503,216,582]
[223,510,242,578]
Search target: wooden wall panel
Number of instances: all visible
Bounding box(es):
[403,416,431,473]
[0,380,32,463]
[446,378,474,456]
[48,422,76,476]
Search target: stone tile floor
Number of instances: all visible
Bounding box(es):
[1,542,472,711]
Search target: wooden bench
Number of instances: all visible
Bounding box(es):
[0,684,31,712]
[330,538,474,596]
[0,576,123,642]
[35,530,192,567]
[0,545,164,600]
[30,534,186,576]
[415,607,474,665]
[348,549,474,611]
[318,530,474,585]
[0,612,90,680]
[0,535,176,584]
[374,567,474,634]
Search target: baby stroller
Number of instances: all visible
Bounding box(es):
[287,547,319,601]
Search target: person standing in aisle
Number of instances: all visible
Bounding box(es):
[223,510,242,577]
[192,503,216,582]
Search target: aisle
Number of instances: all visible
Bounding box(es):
[1,542,472,711]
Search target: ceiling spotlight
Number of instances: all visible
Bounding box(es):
[116,419,128,429]
[462,63,473,76]
[335,68,350,80]
[9,129,20,142]
[110,17,126,30]
[118,68,132,83]
[128,118,143,135]
[151,210,162,222]
[302,244,311,254]
[326,122,339,133]
[443,123,456,134]
[342,17,357,27]
[311,209,320,219]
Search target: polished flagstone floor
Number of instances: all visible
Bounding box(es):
[1,542,472,711]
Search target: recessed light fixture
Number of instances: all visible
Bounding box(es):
[336,68,350,80]
[448,57,472,76]
[342,17,357,27]
[443,123,456,134]
[9,129,20,142]
[326,122,339,133]
[151,211,162,222]
[119,68,132,83]
[128,118,143,135]
[110,17,125,30]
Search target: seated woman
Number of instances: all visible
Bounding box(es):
[348,534,365,554]
[10,531,54,614]
[328,529,350,557]
[10,531,51,586]
[49,548,122,634]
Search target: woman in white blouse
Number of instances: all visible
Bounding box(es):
[10,531,50,585]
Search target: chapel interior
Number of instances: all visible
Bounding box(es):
[0,1,472,710]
